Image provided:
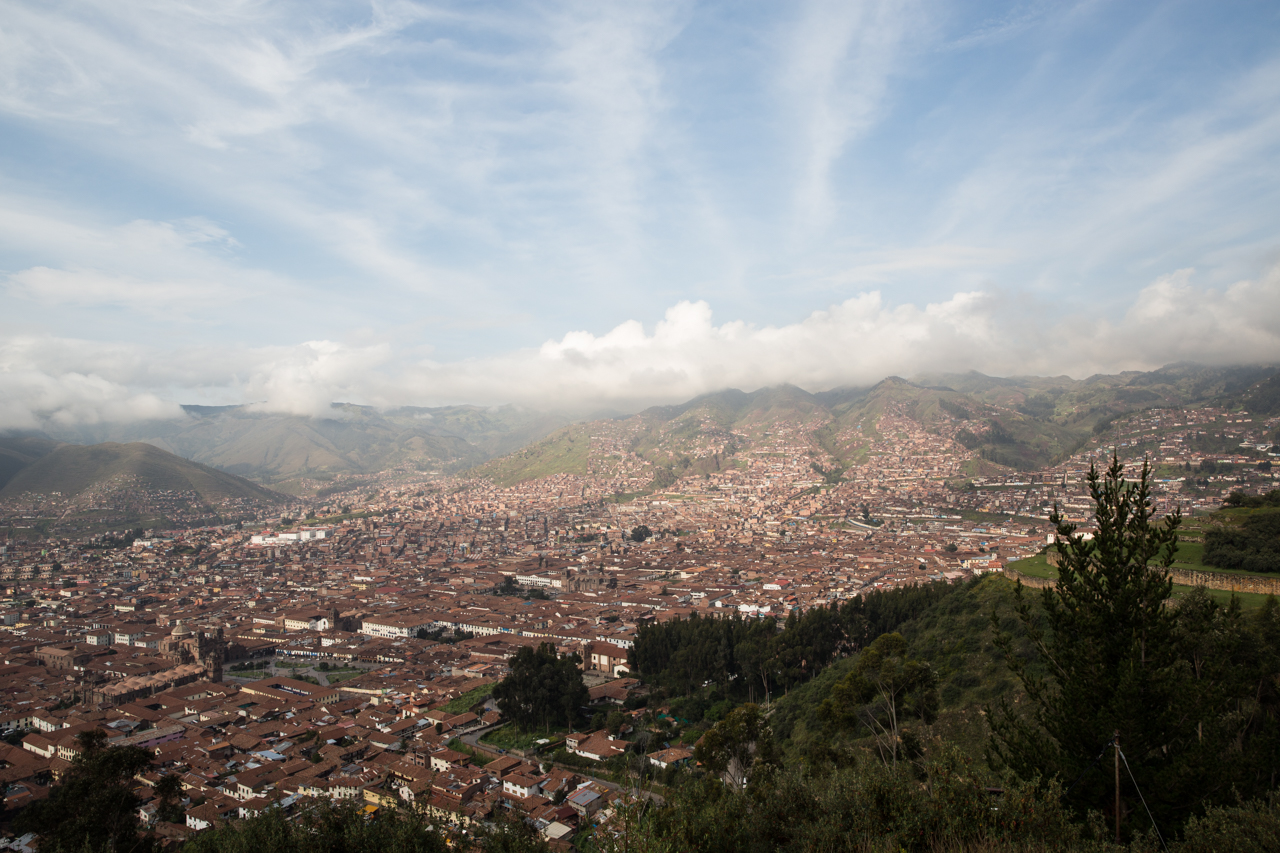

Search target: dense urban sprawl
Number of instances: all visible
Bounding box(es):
[0,402,1276,846]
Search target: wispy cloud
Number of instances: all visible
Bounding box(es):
[0,200,291,317]
[824,244,1013,285]
[781,0,920,238]
[1,0,1279,422]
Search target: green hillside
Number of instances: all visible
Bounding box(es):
[469,424,592,486]
[623,566,1280,851]
[629,385,826,473]
[467,385,837,488]
[1240,372,1280,416]
[0,433,61,490]
[771,574,1029,762]
[183,406,479,487]
[810,376,1081,471]
[0,441,284,504]
[384,404,569,459]
[914,363,1280,432]
[22,363,1280,493]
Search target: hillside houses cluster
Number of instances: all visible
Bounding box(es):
[0,475,288,540]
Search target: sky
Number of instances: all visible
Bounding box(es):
[3,0,1280,427]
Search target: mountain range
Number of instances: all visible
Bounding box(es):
[2,363,1277,497]
[471,362,1280,487]
[0,441,284,505]
[21,403,569,494]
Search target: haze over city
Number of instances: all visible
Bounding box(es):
[3,1,1280,429]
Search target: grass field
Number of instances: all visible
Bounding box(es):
[1171,539,1205,566]
[1173,586,1274,609]
[324,669,366,684]
[310,511,378,525]
[480,724,557,752]
[447,738,484,761]
[1007,552,1056,579]
[1008,547,1276,610]
[443,683,494,714]
[471,425,590,486]
[605,491,654,503]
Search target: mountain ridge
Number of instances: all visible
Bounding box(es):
[469,363,1280,487]
[6,363,1277,494]
[25,403,571,493]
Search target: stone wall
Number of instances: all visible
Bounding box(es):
[1004,565,1280,596]
[1168,569,1280,596]
[1001,569,1055,590]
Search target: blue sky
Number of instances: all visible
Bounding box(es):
[2,0,1280,425]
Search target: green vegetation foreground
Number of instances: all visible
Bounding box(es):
[611,457,1280,851]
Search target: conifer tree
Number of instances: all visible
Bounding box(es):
[991,454,1280,836]
[990,455,1185,830]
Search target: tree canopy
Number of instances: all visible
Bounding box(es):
[1204,507,1280,572]
[693,703,781,790]
[629,580,964,715]
[183,799,548,853]
[492,642,589,733]
[819,631,937,766]
[15,737,156,853]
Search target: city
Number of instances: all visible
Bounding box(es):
[1,398,1276,846]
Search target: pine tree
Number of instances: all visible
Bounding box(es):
[990,455,1185,831]
[991,454,1280,836]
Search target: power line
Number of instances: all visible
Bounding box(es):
[1061,738,1112,801]
[1118,746,1169,853]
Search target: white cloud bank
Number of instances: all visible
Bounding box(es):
[3,265,1279,430]
[0,364,183,431]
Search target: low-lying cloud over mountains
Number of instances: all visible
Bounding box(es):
[4,263,1280,430]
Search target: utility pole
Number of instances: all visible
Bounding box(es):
[1114,730,1121,845]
